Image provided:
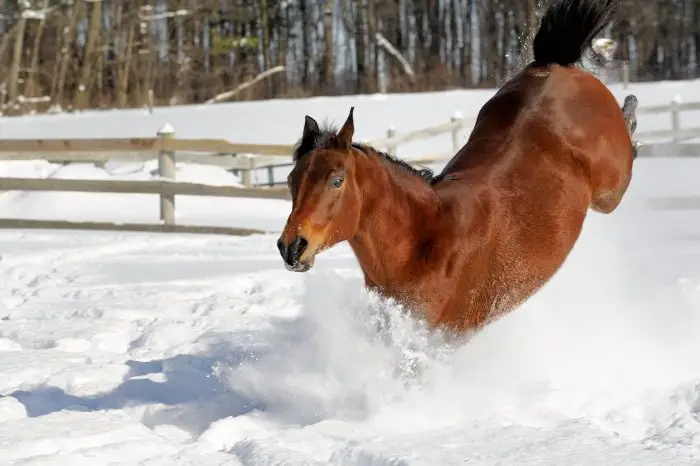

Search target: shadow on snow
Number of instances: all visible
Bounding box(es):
[7,333,270,437]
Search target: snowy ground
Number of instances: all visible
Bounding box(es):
[2,78,700,464]
[2,155,700,464]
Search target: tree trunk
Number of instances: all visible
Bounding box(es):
[53,0,82,109]
[7,16,27,109]
[355,0,367,93]
[320,0,335,91]
[75,0,102,110]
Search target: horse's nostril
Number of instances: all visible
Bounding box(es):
[297,237,308,256]
[286,236,308,264]
[279,236,310,266]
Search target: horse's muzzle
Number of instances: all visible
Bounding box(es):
[277,236,311,271]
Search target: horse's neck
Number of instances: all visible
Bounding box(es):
[348,169,440,290]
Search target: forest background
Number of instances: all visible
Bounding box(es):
[0,0,697,115]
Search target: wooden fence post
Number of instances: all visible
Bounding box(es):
[450,112,463,153]
[267,165,275,186]
[157,123,176,225]
[671,96,681,150]
[240,156,254,187]
[387,126,397,157]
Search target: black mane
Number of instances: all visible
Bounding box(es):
[292,122,441,185]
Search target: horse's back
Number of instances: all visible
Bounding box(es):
[439,66,551,175]
[440,62,633,212]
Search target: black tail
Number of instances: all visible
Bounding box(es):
[532,0,619,67]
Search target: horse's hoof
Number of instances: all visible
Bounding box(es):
[631,140,642,159]
[622,95,638,138]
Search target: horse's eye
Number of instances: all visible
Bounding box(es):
[330,176,344,188]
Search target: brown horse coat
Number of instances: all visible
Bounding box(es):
[278,0,637,333]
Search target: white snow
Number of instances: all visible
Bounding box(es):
[1,81,700,464]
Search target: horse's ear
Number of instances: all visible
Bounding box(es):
[303,115,320,139]
[337,107,354,150]
[293,115,321,162]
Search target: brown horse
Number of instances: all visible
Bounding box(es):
[277,0,639,333]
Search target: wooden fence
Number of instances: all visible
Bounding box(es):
[0,98,699,236]
[0,125,293,235]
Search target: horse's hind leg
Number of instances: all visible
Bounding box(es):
[622,94,641,159]
[590,94,639,214]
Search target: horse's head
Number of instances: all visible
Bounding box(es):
[277,107,363,272]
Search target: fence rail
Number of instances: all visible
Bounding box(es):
[0,219,266,236]
[0,136,295,156]
[0,97,698,236]
[0,177,290,199]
